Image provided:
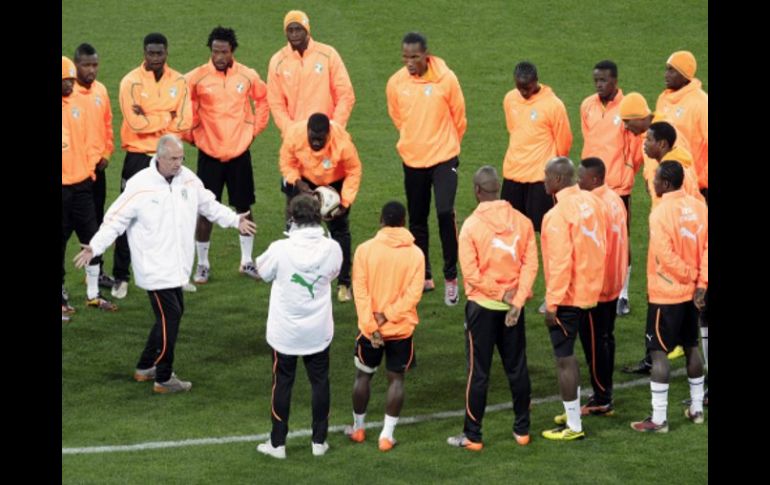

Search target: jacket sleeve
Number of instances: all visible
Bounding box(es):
[165,76,192,134]
[543,211,574,312]
[255,243,279,282]
[552,99,573,157]
[447,72,467,143]
[385,77,401,131]
[513,221,539,308]
[119,77,172,134]
[339,138,362,207]
[698,238,708,289]
[329,49,355,128]
[251,71,270,137]
[648,212,697,284]
[267,56,291,134]
[382,250,425,324]
[503,93,514,133]
[89,183,142,256]
[181,70,199,144]
[278,135,302,184]
[352,245,378,335]
[458,222,505,301]
[195,179,240,228]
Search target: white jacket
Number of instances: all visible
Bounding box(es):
[89,158,240,290]
[256,226,342,355]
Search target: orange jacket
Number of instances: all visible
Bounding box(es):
[352,226,425,340]
[119,63,192,154]
[386,55,467,168]
[647,189,708,304]
[502,84,572,183]
[656,79,708,188]
[267,38,355,134]
[279,120,362,207]
[62,92,95,184]
[581,90,642,196]
[644,146,704,210]
[541,185,606,312]
[459,200,538,309]
[75,80,114,164]
[590,185,628,301]
[185,59,269,161]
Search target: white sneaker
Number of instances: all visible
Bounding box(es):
[538,300,546,314]
[111,280,128,300]
[182,281,197,293]
[257,441,286,459]
[311,441,329,456]
[193,265,210,284]
[444,279,459,306]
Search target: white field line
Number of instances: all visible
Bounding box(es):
[62,368,686,455]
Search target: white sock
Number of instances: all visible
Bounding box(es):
[380,414,399,440]
[700,327,708,370]
[239,234,254,265]
[86,264,100,300]
[688,376,705,414]
[196,241,210,267]
[620,265,631,299]
[353,412,366,430]
[564,390,582,433]
[651,381,669,425]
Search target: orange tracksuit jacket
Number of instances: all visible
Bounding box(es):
[644,146,704,210]
[352,226,425,340]
[541,185,606,313]
[590,185,628,302]
[581,90,642,196]
[647,189,708,304]
[279,120,362,207]
[267,38,355,134]
[458,200,538,309]
[62,92,96,185]
[119,63,192,154]
[386,55,467,168]
[502,84,572,183]
[75,80,114,164]
[656,79,708,189]
[184,59,269,161]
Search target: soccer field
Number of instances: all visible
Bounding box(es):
[62,1,707,483]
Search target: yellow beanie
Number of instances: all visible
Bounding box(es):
[619,92,651,120]
[667,50,697,80]
[62,56,76,80]
[284,10,310,33]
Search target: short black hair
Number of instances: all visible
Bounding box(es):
[402,32,427,51]
[649,121,677,148]
[144,33,168,48]
[381,201,406,227]
[290,194,322,227]
[514,61,538,80]
[74,43,97,62]
[658,160,684,189]
[594,60,618,78]
[308,113,330,134]
[207,26,238,51]
[580,157,606,180]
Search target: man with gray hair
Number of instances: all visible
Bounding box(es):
[74,135,256,394]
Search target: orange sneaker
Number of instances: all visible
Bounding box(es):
[378,437,397,452]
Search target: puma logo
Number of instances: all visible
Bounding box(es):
[491,236,520,260]
[646,334,653,342]
[291,273,322,298]
[580,223,601,247]
[680,224,703,241]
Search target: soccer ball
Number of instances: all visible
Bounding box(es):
[313,186,340,220]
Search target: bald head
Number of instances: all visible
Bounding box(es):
[473,165,501,202]
[544,156,576,195]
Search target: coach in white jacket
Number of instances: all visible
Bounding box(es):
[75,135,256,393]
[254,194,342,459]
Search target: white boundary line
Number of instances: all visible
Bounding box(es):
[62,369,686,455]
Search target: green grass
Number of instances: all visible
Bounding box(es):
[62,1,707,482]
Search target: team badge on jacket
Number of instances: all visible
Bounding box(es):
[169,86,177,98]
[314,63,323,74]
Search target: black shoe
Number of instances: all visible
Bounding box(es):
[98,273,116,289]
[622,359,651,375]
